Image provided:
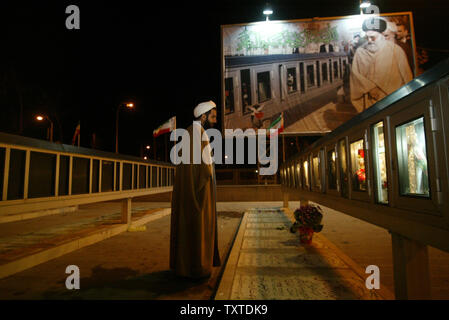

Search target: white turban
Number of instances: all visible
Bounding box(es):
[194,100,216,118]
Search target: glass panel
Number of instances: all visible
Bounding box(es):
[92,159,99,193]
[306,65,315,87]
[333,61,339,78]
[312,156,321,188]
[257,71,271,102]
[299,62,305,93]
[240,69,252,113]
[327,149,337,189]
[28,151,56,198]
[316,61,321,87]
[72,157,90,195]
[225,77,235,114]
[139,165,146,189]
[350,139,367,192]
[287,67,297,93]
[59,155,70,196]
[7,149,26,200]
[303,160,309,188]
[338,139,348,198]
[372,122,389,204]
[395,117,430,197]
[151,166,157,187]
[115,162,121,191]
[122,163,132,190]
[329,59,333,83]
[101,160,114,192]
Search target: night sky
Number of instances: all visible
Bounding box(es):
[2,0,449,158]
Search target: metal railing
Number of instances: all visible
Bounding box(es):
[0,132,174,219]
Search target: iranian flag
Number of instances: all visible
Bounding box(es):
[153,116,176,138]
[268,113,284,137]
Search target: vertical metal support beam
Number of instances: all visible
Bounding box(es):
[89,158,93,194]
[131,164,134,190]
[157,166,160,187]
[113,161,116,191]
[145,166,148,189]
[99,160,102,193]
[119,161,123,191]
[23,150,30,199]
[149,165,152,188]
[121,197,132,227]
[68,156,73,196]
[391,232,431,299]
[55,154,60,197]
[2,148,10,201]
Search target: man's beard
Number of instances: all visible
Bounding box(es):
[203,118,214,130]
[366,43,379,53]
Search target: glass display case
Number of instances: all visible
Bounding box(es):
[303,160,309,188]
[295,162,301,188]
[338,139,348,198]
[372,121,389,204]
[312,156,321,188]
[395,117,430,197]
[350,139,367,192]
[327,149,337,190]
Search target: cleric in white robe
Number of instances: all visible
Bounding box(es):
[350,17,413,112]
[169,100,221,279]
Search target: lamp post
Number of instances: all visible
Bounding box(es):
[115,102,134,154]
[36,115,54,142]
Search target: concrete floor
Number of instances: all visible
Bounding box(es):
[0,201,448,299]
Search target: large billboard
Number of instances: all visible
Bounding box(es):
[221,12,416,134]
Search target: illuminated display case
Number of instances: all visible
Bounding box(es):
[395,117,430,197]
[312,155,321,190]
[338,138,349,198]
[295,161,302,189]
[372,121,389,204]
[350,139,367,192]
[326,147,337,191]
[303,159,310,189]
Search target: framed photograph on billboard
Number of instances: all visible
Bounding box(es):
[221,12,417,135]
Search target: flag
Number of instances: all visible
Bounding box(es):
[268,113,284,137]
[153,116,176,138]
[72,122,80,145]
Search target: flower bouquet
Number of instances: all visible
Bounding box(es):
[290,205,324,244]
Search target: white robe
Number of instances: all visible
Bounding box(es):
[350,40,413,112]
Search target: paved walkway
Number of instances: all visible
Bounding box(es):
[216,207,394,300]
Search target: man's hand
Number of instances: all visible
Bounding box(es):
[368,87,382,101]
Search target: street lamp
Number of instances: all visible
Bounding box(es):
[35,114,54,142]
[115,102,134,154]
[263,4,273,21]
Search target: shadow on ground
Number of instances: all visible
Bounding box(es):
[42,265,209,300]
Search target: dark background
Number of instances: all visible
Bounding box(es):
[2,0,448,159]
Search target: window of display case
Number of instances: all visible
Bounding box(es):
[327,149,337,189]
[306,65,315,88]
[296,162,301,188]
[350,139,367,192]
[395,117,430,197]
[372,121,389,204]
[287,67,297,93]
[338,139,348,198]
[224,77,234,114]
[312,156,321,188]
[240,69,252,113]
[257,71,271,103]
[303,160,309,188]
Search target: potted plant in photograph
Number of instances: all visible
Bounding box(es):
[290,204,324,244]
